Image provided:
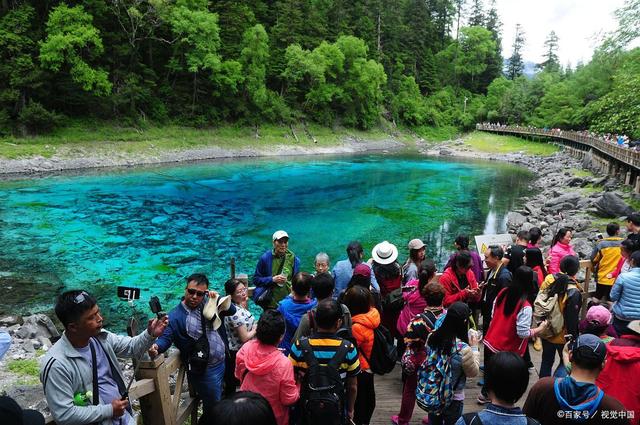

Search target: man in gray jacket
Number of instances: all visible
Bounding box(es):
[40,290,168,425]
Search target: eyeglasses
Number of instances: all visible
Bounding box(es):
[187,288,207,297]
[235,286,248,294]
[74,291,90,304]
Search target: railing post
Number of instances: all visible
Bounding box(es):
[138,354,179,425]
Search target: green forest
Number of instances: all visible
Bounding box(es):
[0,0,638,139]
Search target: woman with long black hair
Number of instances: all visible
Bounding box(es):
[419,302,480,425]
[479,266,547,403]
[332,241,379,298]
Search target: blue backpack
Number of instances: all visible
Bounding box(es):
[415,316,462,414]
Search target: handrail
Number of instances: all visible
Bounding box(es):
[476,124,640,170]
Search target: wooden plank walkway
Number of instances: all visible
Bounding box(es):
[370,344,544,424]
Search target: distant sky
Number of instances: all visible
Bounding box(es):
[491,0,627,67]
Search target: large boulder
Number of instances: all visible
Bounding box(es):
[593,192,633,218]
[506,212,527,231]
[544,193,582,207]
[17,314,59,340]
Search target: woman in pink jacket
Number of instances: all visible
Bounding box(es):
[397,260,437,336]
[547,228,577,274]
[235,310,299,425]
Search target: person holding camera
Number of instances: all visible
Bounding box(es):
[40,290,168,425]
[148,273,236,421]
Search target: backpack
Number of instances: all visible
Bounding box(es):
[533,274,570,339]
[382,288,404,313]
[415,332,462,414]
[299,338,351,425]
[359,324,397,375]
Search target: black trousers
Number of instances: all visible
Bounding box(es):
[223,349,239,397]
[354,371,376,425]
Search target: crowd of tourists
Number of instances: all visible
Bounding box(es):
[14,217,640,425]
[479,123,639,150]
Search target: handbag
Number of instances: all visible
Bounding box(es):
[187,310,210,375]
[255,255,287,310]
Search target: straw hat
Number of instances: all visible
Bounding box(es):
[202,293,232,330]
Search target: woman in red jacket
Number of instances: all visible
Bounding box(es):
[439,251,481,307]
[479,266,547,403]
[344,285,380,425]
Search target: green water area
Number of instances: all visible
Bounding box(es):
[0,154,532,328]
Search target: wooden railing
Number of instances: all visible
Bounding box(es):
[45,351,197,425]
[477,124,640,170]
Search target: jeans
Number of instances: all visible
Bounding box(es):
[540,339,564,378]
[428,400,463,425]
[189,360,225,417]
[354,371,376,425]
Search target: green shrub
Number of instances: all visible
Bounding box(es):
[18,101,64,135]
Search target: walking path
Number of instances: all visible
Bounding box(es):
[371,345,544,424]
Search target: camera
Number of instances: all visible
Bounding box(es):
[149,296,166,319]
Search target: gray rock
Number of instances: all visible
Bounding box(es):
[572,238,593,259]
[567,177,584,187]
[544,192,581,207]
[21,314,60,339]
[520,222,534,232]
[593,192,633,218]
[506,212,527,230]
[439,148,453,156]
[15,324,37,340]
[0,316,23,326]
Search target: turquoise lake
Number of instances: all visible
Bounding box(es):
[0,154,532,328]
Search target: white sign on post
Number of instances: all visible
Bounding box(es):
[473,234,514,256]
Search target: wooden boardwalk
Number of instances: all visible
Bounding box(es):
[370,344,544,424]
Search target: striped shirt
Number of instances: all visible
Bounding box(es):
[289,333,360,381]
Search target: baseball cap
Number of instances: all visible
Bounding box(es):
[0,396,45,425]
[353,263,371,279]
[585,305,611,327]
[572,333,606,363]
[408,238,426,250]
[272,230,289,241]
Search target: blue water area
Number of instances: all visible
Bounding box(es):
[0,154,532,328]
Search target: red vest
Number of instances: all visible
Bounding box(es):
[484,288,530,356]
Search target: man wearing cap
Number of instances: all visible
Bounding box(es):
[148,273,235,422]
[402,238,426,284]
[252,230,301,310]
[523,334,629,424]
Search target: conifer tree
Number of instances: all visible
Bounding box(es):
[505,23,525,80]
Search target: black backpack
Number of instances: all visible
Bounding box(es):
[300,338,350,425]
[359,324,397,375]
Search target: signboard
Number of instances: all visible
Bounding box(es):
[117,286,141,301]
[473,234,514,256]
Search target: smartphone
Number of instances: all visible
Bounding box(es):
[563,334,574,345]
[149,296,166,319]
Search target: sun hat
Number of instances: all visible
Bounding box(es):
[0,396,45,425]
[372,241,399,265]
[572,333,606,363]
[353,263,371,279]
[408,238,426,250]
[585,305,611,326]
[202,293,233,330]
[272,230,289,241]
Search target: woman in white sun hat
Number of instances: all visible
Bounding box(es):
[371,241,403,341]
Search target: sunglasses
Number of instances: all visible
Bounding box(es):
[187,288,207,297]
[74,291,90,304]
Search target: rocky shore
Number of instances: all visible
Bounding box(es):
[1,134,637,417]
[430,139,638,260]
[0,136,406,176]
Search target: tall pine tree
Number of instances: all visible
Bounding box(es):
[505,23,525,79]
[538,30,560,72]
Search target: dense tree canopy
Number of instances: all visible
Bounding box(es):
[0,0,638,138]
